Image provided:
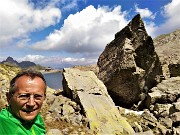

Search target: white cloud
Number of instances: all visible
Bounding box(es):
[17,54,45,63]
[0,0,61,47]
[17,54,96,68]
[144,21,157,38]
[2,0,180,68]
[16,38,31,48]
[133,0,180,38]
[133,3,158,37]
[31,5,128,55]
[135,4,156,19]
[61,0,79,11]
[153,0,180,36]
[162,0,180,18]
[62,57,96,65]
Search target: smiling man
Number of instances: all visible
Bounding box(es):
[0,70,47,134]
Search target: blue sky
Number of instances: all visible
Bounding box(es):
[0,0,179,68]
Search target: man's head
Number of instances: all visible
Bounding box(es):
[7,70,47,121]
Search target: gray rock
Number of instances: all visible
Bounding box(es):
[156,123,168,135]
[132,130,154,135]
[173,101,180,112]
[62,68,135,134]
[173,127,180,135]
[168,63,180,77]
[170,112,180,124]
[146,90,166,107]
[97,14,163,107]
[146,77,180,108]
[159,117,173,129]
[133,122,143,132]
[46,129,63,135]
[153,103,173,117]
[62,104,75,115]
[142,109,157,123]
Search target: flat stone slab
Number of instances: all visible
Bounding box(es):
[62,68,134,134]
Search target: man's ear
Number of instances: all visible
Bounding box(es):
[44,93,46,100]
[6,92,11,103]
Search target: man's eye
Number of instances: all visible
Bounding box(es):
[18,94,29,99]
[34,94,43,100]
[17,94,44,101]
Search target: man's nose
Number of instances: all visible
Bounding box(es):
[26,96,36,106]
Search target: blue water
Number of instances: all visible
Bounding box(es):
[43,72,63,90]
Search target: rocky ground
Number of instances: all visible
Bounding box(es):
[0,63,179,135]
[0,16,180,134]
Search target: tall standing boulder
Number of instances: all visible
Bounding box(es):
[97,14,163,108]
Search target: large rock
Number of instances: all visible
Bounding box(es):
[62,68,134,134]
[97,14,163,108]
[168,63,180,77]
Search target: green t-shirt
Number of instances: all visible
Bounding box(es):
[0,107,46,135]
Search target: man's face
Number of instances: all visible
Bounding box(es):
[8,75,46,121]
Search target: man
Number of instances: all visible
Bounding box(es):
[0,70,47,134]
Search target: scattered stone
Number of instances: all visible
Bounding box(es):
[173,127,180,135]
[132,130,154,135]
[46,129,63,135]
[159,117,173,129]
[146,77,180,108]
[62,104,75,115]
[173,102,180,112]
[170,112,180,124]
[133,122,143,132]
[153,103,173,118]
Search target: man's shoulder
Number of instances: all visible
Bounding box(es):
[0,108,22,134]
[0,112,18,133]
[0,108,20,124]
[0,115,13,124]
[0,108,8,117]
[0,109,16,125]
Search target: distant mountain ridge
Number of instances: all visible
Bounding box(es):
[1,56,44,69]
[1,57,19,66]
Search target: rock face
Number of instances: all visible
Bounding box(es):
[154,29,180,78]
[97,14,163,108]
[62,68,135,134]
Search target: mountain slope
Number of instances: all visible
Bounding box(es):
[154,29,180,64]
[153,29,180,78]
